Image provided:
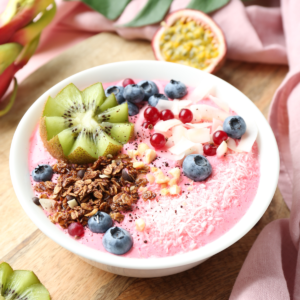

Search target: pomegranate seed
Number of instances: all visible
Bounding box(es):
[213,130,228,145]
[144,106,160,123]
[160,109,174,121]
[203,144,217,156]
[179,108,193,123]
[68,222,84,237]
[150,133,166,149]
[122,78,135,87]
[142,121,154,129]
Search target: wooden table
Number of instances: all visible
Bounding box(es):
[0,33,290,299]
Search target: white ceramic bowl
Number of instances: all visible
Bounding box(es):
[10,61,279,278]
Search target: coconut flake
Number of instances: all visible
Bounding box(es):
[208,95,230,112]
[217,141,228,157]
[165,136,175,148]
[186,122,212,129]
[172,125,187,143]
[186,128,211,143]
[236,117,258,152]
[154,119,182,132]
[190,104,230,122]
[156,100,175,112]
[39,198,56,213]
[212,118,223,132]
[156,99,192,116]
[189,83,215,103]
[227,138,242,152]
[168,136,196,155]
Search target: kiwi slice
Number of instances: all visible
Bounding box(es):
[0,263,50,300]
[40,83,134,164]
[101,122,134,144]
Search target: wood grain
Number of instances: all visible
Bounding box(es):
[0,33,289,300]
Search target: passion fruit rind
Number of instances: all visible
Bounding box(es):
[152,9,227,73]
[40,83,134,164]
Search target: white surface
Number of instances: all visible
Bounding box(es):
[10,61,279,278]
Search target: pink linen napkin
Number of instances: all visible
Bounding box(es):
[2,0,299,298]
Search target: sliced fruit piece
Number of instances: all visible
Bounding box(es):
[39,198,56,213]
[40,83,133,164]
[97,130,122,157]
[101,122,134,144]
[97,102,129,123]
[152,9,227,73]
[4,270,40,300]
[99,93,118,113]
[68,132,98,164]
[0,262,13,296]
[18,283,50,300]
[81,82,105,113]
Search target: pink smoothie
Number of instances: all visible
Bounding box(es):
[29,79,260,258]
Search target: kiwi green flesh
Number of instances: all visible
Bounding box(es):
[3,270,40,300]
[58,128,76,156]
[0,263,13,296]
[97,130,122,156]
[99,93,118,113]
[81,82,105,113]
[97,102,129,123]
[101,122,134,144]
[44,116,69,140]
[17,284,50,300]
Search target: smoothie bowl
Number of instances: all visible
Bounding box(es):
[10,61,279,277]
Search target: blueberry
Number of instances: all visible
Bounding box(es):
[103,227,133,255]
[223,116,246,139]
[105,85,125,104]
[123,84,145,104]
[88,211,113,233]
[148,93,168,107]
[137,80,159,100]
[32,164,53,182]
[127,101,139,116]
[164,80,187,99]
[183,155,212,182]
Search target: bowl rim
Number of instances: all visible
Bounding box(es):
[10,60,279,270]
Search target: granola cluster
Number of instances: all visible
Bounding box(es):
[34,154,154,228]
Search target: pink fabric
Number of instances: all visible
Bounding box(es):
[1,0,300,298]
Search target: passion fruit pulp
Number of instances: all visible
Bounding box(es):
[152,9,227,73]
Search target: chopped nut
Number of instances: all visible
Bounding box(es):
[146,173,155,184]
[151,167,158,172]
[168,178,178,186]
[169,184,181,195]
[133,161,145,169]
[99,174,110,178]
[137,143,150,156]
[160,183,168,189]
[187,186,193,191]
[161,188,169,196]
[144,149,156,164]
[169,167,180,179]
[154,170,170,184]
[67,199,78,209]
[135,218,146,231]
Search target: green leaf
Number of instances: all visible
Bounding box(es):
[0,77,18,117]
[123,0,173,27]
[186,0,230,13]
[78,0,131,20]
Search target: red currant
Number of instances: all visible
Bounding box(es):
[122,78,135,87]
[203,144,217,156]
[142,121,154,129]
[160,109,174,121]
[179,108,193,123]
[150,133,166,149]
[144,106,160,123]
[68,222,84,237]
[213,130,228,145]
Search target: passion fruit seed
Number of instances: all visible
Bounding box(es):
[159,19,219,70]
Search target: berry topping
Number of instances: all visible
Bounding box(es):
[179,108,193,123]
[183,154,212,181]
[164,79,187,99]
[32,164,53,182]
[203,144,217,156]
[105,85,125,104]
[137,80,159,100]
[142,121,154,129]
[148,93,168,107]
[88,211,113,233]
[160,109,174,121]
[77,169,86,179]
[123,84,145,104]
[213,130,228,145]
[103,227,133,255]
[223,116,246,139]
[127,101,139,116]
[68,222,84,238]
[122,78,135,87]
[144,106,160,123]
[150,133,166,149]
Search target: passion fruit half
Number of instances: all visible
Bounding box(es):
[152,9,227,73]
